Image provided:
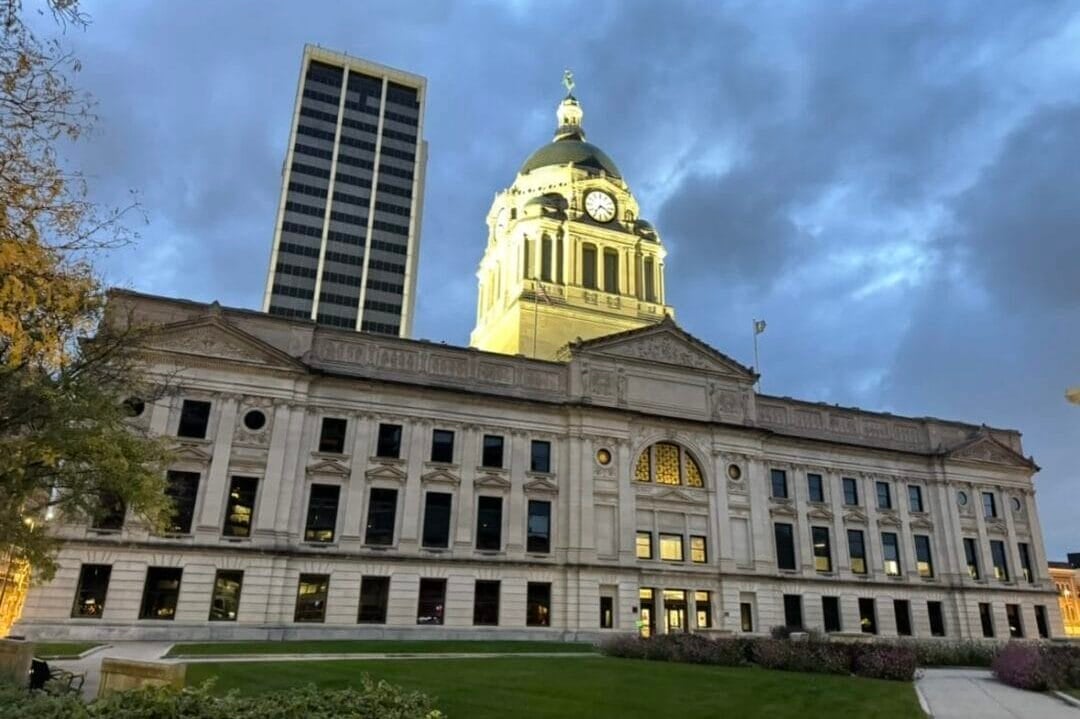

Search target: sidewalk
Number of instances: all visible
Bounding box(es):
[916,668,1078,718]
[51,641,174,699]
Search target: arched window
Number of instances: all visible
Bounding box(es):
[582,243,597,289]
[541,236,553,281]
[603,249,619,294]
[634,442,704,487]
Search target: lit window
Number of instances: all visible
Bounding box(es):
[209,570,243,622]
[71,565,111,618]
[690,535,707,563]
[695,591,712,628]
[812,526,832,573]
[659,534,684,561]
[915,535,934,578]
[633,442,704,487]
[882,532,901,576]
[655,443,680,485]
[636,531,653,559]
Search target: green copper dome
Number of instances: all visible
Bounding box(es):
[520,139,622,178]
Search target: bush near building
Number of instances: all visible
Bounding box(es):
[991,643,1080,692]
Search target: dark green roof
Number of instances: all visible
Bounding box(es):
[520,139,621,178]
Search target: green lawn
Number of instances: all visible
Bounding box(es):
[1067,688,1080,700]
[34,642,102,658]
[186,656,923,719]
[167,639,594,657]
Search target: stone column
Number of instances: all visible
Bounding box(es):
[616,440,636,564]
[972,484,995,580]
[863,474,883,579]
[792,468,813,576]
[341,413,374,540]
[1003,490,1025,584]
[398,420,424,551]
[196,395,239,534]
[827,470,848,573]
[281,406,315,539]
[454,426,478,550]
[506,431,529,554]
[896,479,917,579]
[747,457,772,573]
[710,451,733,571]
[255,401,298,537]
[1023,489,1050,585]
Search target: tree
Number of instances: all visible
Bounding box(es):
[0,0,172,581]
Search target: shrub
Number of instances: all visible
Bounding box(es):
[852,645,917,681]
[750,638,852,675]
[992,643,1054,691]
[900,639,998,668]
[769,625,793,640]
[597,634,650,660]
[598,634,748,667]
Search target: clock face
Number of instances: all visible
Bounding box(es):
[495,208,509,234]
[584,190,616,223]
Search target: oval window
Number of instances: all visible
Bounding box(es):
[596,448,612,466]
[243,409,267,431]
[957,491,968,507]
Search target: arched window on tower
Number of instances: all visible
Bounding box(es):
[582,243,598,289]
[523,237,534,278]
[556,236,564,284]
[643,257,656,302]
[541,236,553,282]
[634,442,705,488]
[603,249,619,294]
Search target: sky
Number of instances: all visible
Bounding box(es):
[48,0,1078,558]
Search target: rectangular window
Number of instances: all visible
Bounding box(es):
[430,429,454,463]
[979,602,995,637]
[893,599,912,636]
[859,597,877,634]
[982,491,997,519]
[294,574,329,623]
[1034,605,1049,639]
[526,500,551,554]
[71,564,111,618]
[417,578,446,625]
[209,570,243,622]
[177,399,211,438]
[807,473,824,503]
[481,435,504,468]
[659,533,684,561]
[876,481,892,510]
[740,602,754,632]
[358,576,390,624]
[822,596,841,633]
[775,523,796,570]
[882,532,901,576]
[964,537,981,579]
[530,440,551,473]
[812,526,832,573]
[783,594,803,630]
[991,539,1010,581]
[304,484,340,543]
[842,477,859,506]
[914,535,934,578]
[636,531,653,559]
[643,257,656,302]
[476,496,503,550]
[695,591,712,628]
[222,476,258,537]
[690,535,707,563]
[928,601,946,636]
[600,596,614,629]
[770,469,788,498]
[848,529,867,574]
[1018,543,1034,583]
[365,487,398,545]
[376,423,402,458]
[91,493,126,531]
[603,249,619,293]
[421,492,452,548]
[473,580,500,626]
[164,470,199,534]
[319,417,348,453]
[527,582,551,626]
[908,485,924,513]
[582,245,598,289]
[139,567,182,620]
[1006,603,1023,638]
[541,237,553,282]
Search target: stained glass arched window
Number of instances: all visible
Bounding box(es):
[633,442,705,487]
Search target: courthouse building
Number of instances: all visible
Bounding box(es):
[15,87,1064,641]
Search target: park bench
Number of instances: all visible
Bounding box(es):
[29,658,85,693]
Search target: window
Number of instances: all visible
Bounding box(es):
[964,537,981,579]
[430,429,454,463]
[695,591,712,628]
[771,469,788,499]
[822,596,841,633]
[358,576,390,623]
[991,540,1010,581]
[842,477,859,506]
[690,535,707,563]
[848,529,867,574]
[421,492,452,548]
[481,435,504,468]
[740,602,754,632]
[526,500,551,554]
[914,535,934,578]
[982,491,997,519]
[643,257,656,302]
[1035,605,1049,638]
[876,481,892,510]
[91,492,125,531]
[294,574,329,622]
[1006,603,1023,638]
[603,249,619,293]
[417,578,446,624]
[893,599,912,636]
[1018,543,1034,583]
[71,565,111,618]
[318,417,347,453]
[473,580,500,626]
[927,601,946,636]
[476,496,503,550]
[807,473,824,502]
[859,597,877,634]
[365,487,397,545]
[600,596,614,629]
[177,399,211,438]
[139,567,182,620]
[541,236,553,282]
[882,532,901,576]
[979,602,995,637]
[376,423,402,458]
[582,244,597,289]
[209,570,243,621]
[659,534,684,561]
[775,523,796,570]
[636,531,653,559]
[304,484,340,543]
[635,442,704,487]
[222,476,258,537]
[530,440,551,473]
[908,485,924,513]
[527,582,551,626]
[164,470,200,534]
[812,526,832,573]
[783,594,803,630]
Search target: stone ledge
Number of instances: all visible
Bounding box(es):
[98,658,186,697]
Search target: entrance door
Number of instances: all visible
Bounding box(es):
[639,587,656,637]
[663,589,688,633]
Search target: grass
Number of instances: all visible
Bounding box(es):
[34,642,102,658]
[186,656,923,718]
[166,639,594,657]
[1066,688,1080,700]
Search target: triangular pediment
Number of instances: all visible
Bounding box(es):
[843,509,868,524]
[422,468,461,486]
[807,506,834,521]
[524,476,559,494]
[365,463,407,483]
[475,472,512,489]
[143,315,305,371]
[307,458,351,477]
[910,515,934,530]
[652,487,698,504]
[877,511,902,527]
[769,501,798,517]
[945,429,1037,470]
[174,443,212,462]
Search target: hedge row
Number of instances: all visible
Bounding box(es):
[991,643,1080,692]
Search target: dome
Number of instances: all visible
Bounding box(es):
[520,140,622,178]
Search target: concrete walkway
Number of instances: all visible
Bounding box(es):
[916,668,1079,718]
[50,641,174,699]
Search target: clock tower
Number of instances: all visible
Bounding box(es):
[469,76,674,360]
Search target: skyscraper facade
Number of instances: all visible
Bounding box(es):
[263,44,426,337]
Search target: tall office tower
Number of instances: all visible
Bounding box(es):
[263,44,427,336]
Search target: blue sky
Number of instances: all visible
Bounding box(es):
[57,1,1079,557]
